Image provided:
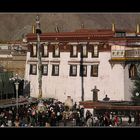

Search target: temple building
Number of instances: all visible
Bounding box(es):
[24,23,140,103]
[0,41,27,77]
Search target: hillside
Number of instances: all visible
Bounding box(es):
[0,13,140,40]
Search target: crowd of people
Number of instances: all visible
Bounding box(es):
[0,98,140,127]
[0,99,85,127]
[85,110,140,127]
[85,111,122,126]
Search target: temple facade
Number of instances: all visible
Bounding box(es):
[24,25,140,103]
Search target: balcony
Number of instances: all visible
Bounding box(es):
[111,49,140,61]
[109,49,140,67]
[111,50,125,58]
[125,50,140,58]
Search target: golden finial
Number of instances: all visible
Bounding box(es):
[112,23,115,32]
[137,24,139,33]
[32,25,35,34]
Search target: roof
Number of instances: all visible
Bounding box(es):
[26,28,140,42]
[26,29,115,42]
[0,28,140,43]
[74,29,113,33]
[0,50,12,55]
[0,40,23,44]
[80,101,140,110]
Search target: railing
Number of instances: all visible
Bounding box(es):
[111,49,140,58]
[125,50,140,58]
[111,50,125,58]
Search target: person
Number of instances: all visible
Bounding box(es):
[114,115,119,126]
[62,110,70,126]
[45,122,51,127]
[92,117,97,126]
[56,111,61,126]
[14,119,20,127]
[119,116,122,126]
[134,112,139,126]
[104,114,110,126]
[81,115,85,126]
[50,112,56,126]
[86,110,92,121]
[86,115,93,127]
[7,119,12,127]
[73,102,77,110]
[128,115,132,125]
[1,123,5,127]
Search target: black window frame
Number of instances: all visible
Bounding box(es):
[52,65,59,76]
[30,64,37,75]
[42,64,48,76]
[92,45,99,58]
[69,65,77,77]
[115,32,126,37]
[129,64,137,80]
[80,65,87,77]
[91,65,98,77]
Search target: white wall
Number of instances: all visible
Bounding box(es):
[109,64,125,100]
[25,48,129,103]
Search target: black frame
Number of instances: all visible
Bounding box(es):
[69,65,77,76]
[30,64,37,75]
[129,64,137,80]
[52,65,59,76]
[42,64,48,75]
[80,65,87,77]
[92,45,99,58]
[91,65,98,77]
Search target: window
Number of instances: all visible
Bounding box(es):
[92,45,99,57]
[52,65,59,76]
[42,64,48,75]
[115,32,126,37]
[70,65,77,76]
[81,45,87,57]
[30,64,37,75]
[30,44,37,57]
[91,65,98,77]
[129,64,137,79]
[80,65,87,77]
[70,45,78,57]
[42,44,49,57]
[53,44,60,57]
